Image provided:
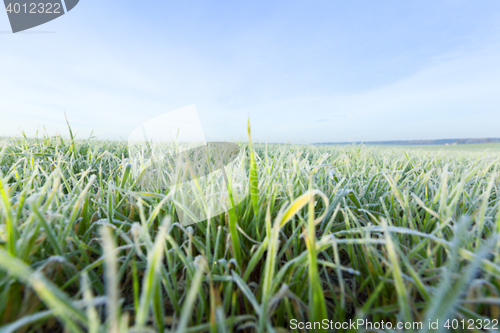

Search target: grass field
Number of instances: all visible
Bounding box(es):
[368,142,500,152]
[1,132,500,332]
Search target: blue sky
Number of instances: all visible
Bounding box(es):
[1,0,500,143]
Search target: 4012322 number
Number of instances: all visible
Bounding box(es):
[5,2,61,14]
[444,319,498,330]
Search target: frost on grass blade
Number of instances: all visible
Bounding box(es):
[128,105,248,225]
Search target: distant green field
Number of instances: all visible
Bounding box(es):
[368,142,500,152]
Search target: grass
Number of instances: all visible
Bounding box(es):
[368,142,500,152]
[0,131,500,332]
